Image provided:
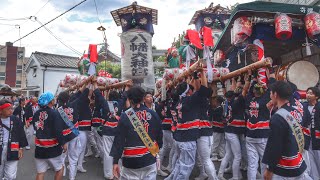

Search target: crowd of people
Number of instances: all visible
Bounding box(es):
[0,69,318,180]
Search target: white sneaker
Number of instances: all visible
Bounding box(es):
[25,146,31,150]
[218,174,227,180]
[85,149,93,157]
[77,166,87,173]
[157,169,168,177]
[194,173,208,180]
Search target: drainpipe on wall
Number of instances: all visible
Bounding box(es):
[42,66,47,94]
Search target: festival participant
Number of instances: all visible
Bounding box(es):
[33,92,67,180]
[166,90,180,173]
[210,95,225,161]
[111,86,163,179]
[300,87,317,177]
[245,71,275,180]
[24,96,39,149]
[262,81,311,180]
[303,87,320,180]
[87,95,102,159]
[56,85,87,180]
[168,49,180,68]
[93,80,129,180]
[76,82,92,173]
[0,99,28,180]
[218,75,249,180]
[13,98,26,126]
[193,71,218,180]
[143,92,169,177]
[165,69,209,180]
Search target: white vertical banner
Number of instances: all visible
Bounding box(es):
[121,29,155,91]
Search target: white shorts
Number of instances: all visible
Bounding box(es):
[35,154,64,173]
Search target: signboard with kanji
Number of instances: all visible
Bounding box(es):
[121,29,155,90]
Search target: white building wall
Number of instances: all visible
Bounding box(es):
[43,68,79,94]
[26,59,42,89]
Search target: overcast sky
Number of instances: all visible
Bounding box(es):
[0,0,253,57]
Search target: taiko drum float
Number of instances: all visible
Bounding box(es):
[276,60,319,98]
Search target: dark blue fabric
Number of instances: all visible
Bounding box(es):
[119,13,154,35]
[195,14,230,31]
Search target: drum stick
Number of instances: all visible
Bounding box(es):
[213,57,273,82]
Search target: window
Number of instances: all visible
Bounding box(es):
[16,80,21,88]
[16,65,22,73]
[0,72,5,80]
[0,58,6,66]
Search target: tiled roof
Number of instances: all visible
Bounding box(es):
[32,51,79,69]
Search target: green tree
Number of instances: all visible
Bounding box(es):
[97,60,121,79]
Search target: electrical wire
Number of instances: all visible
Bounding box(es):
[0,0,88,51]
[34,0,52,16]
[93,0,102,25]
[36,19,82,56]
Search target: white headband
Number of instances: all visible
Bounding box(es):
[180,84,190,98]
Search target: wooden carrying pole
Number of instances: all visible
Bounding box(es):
[99,80,132,91]
[213,57,273,82]
[166,60,202,89]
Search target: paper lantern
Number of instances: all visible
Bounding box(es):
[64,74,78,86]
[275,13,292,40]
[214,50,226,65]
[233,17,252,43]
[59,80,65,88]
[156,79,163,89]
[305,12,320,39]
[97,77,107,86]
[163,68,182,80]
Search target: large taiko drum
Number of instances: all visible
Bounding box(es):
[276,61,319,90]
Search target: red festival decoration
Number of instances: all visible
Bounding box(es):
[305,12,320,39]
[98,70,112,78]
[88,44,98,63]
[185,29,203,49]
[201,26,214,47]
[275,13,292,40]
[233,17,252,43]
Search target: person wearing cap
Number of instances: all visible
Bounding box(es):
[33,92,67,180]
[0,99,28,180]
[168,49,180,68]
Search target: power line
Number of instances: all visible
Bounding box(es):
[0,0,88,51]
[93,0,102,25]
[34,0,52,16]
[36,19,82,56]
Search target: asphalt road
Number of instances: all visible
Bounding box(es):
[17,137,241,180]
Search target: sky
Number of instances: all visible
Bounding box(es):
[0,0,253,58]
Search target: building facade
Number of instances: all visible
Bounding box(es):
[24,52,79,97]
[0,42,26,90]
